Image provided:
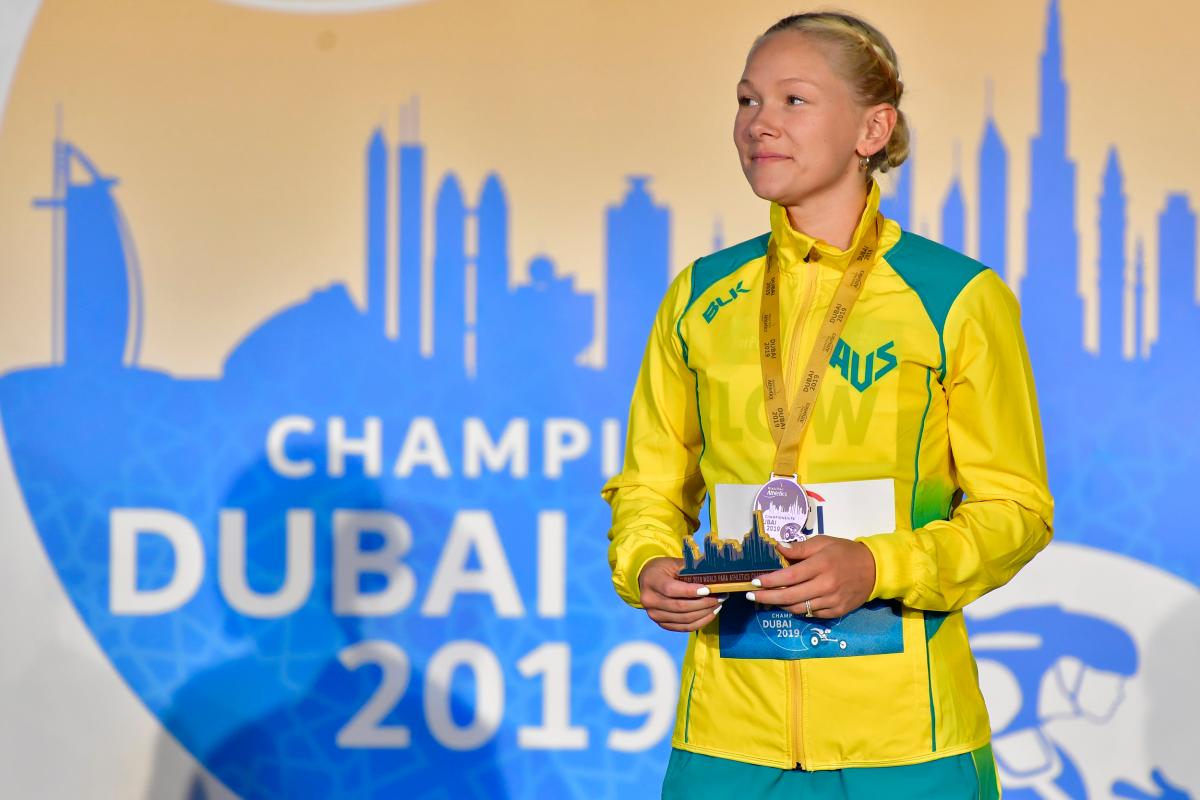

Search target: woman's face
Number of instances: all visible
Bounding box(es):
[734,31,866,206]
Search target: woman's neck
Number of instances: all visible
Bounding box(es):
[783,179,869,251]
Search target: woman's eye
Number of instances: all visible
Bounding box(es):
[737,95,759,107]
[787,95,807,105]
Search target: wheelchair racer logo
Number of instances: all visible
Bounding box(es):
[966,545,1196,799]
[804,624,847,650]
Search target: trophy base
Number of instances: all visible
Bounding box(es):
[694,579,757,593]
[678,569,774,594]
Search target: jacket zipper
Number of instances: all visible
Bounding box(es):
[790,661,806,767]
[782,259,818,769]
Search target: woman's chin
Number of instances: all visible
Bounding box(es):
[748,181,796,205]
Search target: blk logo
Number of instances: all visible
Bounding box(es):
[703,281,750,323]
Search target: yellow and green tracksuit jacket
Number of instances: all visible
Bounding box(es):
[601,179,1054,771]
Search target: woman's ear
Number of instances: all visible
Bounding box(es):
[858,103,897,158]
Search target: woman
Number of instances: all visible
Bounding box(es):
[602,11,1053,799]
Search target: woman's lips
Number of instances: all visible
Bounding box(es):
[752,153,791,161]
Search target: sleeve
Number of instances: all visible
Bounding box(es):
[860,269,1054,611]
[601,266,709,608]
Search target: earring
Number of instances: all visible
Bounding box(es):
[859,154,871,170]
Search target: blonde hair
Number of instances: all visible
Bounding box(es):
[757,11,910,176]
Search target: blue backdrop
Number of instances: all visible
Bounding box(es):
[0,1,1196,797]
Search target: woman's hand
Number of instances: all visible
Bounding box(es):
[747,537,877,618]
[637,557,724,632]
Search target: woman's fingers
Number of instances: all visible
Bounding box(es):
[646,572,715,600]
[747,577,856,618]
[746,576,829,607]
[781,595,842,618]
[654,602,726,631]
[754,557,821,589]
[646,593,720,614]
[738,538,879,620]
[638,556,710,599]
[648,602,723,626]
[657,618,717,632]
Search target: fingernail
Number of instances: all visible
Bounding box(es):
[751,578,762,587]
[696,586,711,597]
[717,596,728,603]
[712,603,723,616]
[746,591,756,602]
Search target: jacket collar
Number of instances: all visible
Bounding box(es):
[768,179,883,272]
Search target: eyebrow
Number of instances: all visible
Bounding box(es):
[737,77,821,89]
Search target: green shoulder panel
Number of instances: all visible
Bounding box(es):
[884,231,988,374]
[675,232,769,364]
[683,232,770,316]
[884,231,988,336]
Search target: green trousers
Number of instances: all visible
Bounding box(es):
[662,745,1000,800]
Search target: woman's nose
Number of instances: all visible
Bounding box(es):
[747,108,779,139]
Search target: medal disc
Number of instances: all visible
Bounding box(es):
[753,476,811,544]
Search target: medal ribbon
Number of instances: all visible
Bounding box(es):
[759,212,883,479]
